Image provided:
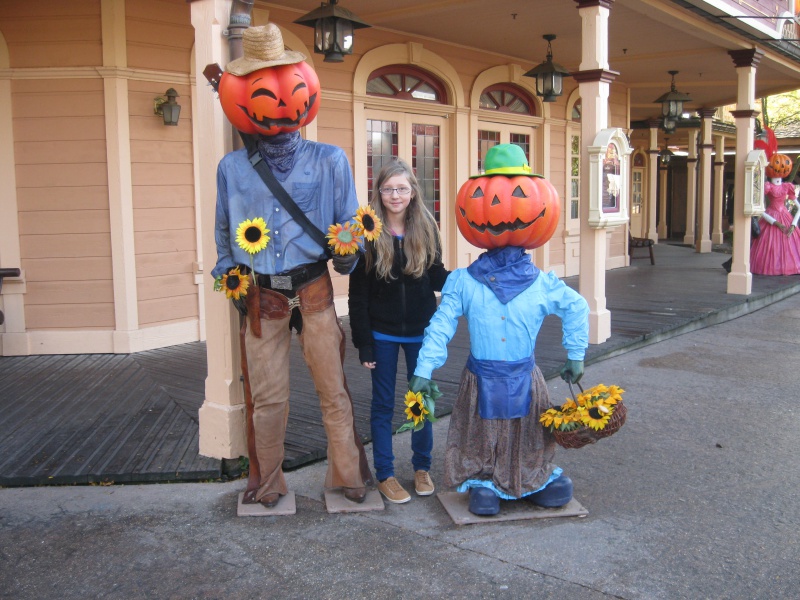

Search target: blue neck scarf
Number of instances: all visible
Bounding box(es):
[467,246,539,304]
[257,131,302,175]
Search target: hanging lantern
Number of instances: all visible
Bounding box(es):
[654,70,691,119]
[524,34,570,102]
[659,140,674,166]
[294,0,371,63]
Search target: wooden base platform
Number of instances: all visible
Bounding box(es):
[437,491,588,525]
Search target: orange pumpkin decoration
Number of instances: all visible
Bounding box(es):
[766,153,793,179]
[455,174,561,250]
[219,61,320,136]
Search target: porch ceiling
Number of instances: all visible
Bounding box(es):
[286,0,800,124]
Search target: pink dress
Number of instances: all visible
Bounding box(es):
[750,181,800,275]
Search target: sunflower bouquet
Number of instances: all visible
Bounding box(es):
[540,383,627,449]
[326,205,383,256]
[396,383,442,433]
[214,217,270,299]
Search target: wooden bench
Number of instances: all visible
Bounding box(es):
[0,268,21,325]
[628,234,655,265]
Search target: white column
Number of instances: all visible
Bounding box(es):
[0,31,27,355]
[193,0,249,460]
[101,0,139,353]
[712,134,726,244]
[575,0,617,344]
[683,132,698,246]
[696,108,715,252]
[658,162,669,240]
[727,49,762,295]
[646,120,660,243]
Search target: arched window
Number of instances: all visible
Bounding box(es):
[366,66,448,224]
[571,98,582,122]
[479,84,535,115]
[367,65,447,103]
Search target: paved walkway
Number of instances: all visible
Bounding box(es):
[2,290,799,599]
[2,243,800,485]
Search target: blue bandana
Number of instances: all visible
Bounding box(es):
[466,246,539,304]
[257,131,302,175]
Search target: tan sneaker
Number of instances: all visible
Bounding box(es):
[377,477,411,504]
[414,470,435,496]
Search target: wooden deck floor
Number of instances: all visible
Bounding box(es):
[2,244,799,486]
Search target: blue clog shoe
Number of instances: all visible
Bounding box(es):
[528,474,573,508]
[468,487,500,516]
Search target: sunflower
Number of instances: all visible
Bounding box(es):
[581,405,612,431]
[605,385,625,405]
[539,405,582,432]
[214,266,249,300]
[354,205,383,242]
[236,217,270,255]
[403,390,429,427]
[539,408,561,430]
[327,221,360,255]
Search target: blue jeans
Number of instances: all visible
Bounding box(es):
[370,336,433,481]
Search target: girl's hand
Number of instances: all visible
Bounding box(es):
[362,361,376,369]
[789,225,797,236]
[778,223,788,234]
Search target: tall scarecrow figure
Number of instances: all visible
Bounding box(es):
[409,144,590,516]
[212,24,373,508]
[750,151,800,275]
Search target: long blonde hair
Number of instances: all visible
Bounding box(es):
[365,159,441,281]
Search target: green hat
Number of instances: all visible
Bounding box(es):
[471,143,535,178]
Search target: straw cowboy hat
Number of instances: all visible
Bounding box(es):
[226,24,307,76]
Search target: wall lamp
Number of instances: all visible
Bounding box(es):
[295,0,371,63]
[524,34,570,102]
[154,88,181,126]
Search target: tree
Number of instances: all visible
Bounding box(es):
[761,90,800,131]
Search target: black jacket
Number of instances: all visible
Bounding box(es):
[348,236,449,364]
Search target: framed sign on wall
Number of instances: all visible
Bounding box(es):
[743,149,767,217]
[588,128,632,229]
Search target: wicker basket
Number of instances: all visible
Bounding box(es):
[550,382,628,450]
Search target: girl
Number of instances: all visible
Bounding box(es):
[348,159,449,504]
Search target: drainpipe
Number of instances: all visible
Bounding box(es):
[227,0,254,61]
[226,0,254,149]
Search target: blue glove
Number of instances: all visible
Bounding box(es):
[560,359,584,384]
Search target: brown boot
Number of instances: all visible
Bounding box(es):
[343,486,367,503]
[259,493,280,508]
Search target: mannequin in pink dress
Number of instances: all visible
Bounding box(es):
[750,177,800,275]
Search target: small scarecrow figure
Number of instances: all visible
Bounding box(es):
[409,144,589,516]
[212,24,373,509]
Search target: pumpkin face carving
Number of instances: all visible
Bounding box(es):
[766,153,793,179]
[219,61,320,136]
[455,174,561,250]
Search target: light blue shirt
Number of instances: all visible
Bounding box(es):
[212,141,358,278]
[414,268,589,379]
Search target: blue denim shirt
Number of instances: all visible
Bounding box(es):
[212,141,358,278]
[414,268,589,379]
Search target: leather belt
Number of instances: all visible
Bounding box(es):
[244,260,328,291]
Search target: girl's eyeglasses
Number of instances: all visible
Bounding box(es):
[379,187,412,196]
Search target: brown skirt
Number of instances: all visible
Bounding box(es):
[443,364,557,499]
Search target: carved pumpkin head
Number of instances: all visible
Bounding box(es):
[220,24,320,136]
[456,144,560,250]
[766,152,793,179]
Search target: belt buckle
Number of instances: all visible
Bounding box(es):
[270,275,293,290]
